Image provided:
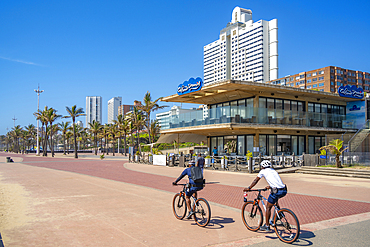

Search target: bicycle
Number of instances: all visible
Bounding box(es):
[172,183,211,227]
[241,188,300,244]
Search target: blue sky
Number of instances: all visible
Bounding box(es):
[1,0,370,135]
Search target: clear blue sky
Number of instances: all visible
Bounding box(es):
[1,0,370,135]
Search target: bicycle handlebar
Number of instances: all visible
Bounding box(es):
[246,188,268,192]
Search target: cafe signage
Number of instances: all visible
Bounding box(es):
[177,77,203,95]
[338,85,364,99]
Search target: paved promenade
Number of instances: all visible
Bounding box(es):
[1,152,370,246]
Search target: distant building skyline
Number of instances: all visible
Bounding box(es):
[118,104,134,117]
[107,96,122,124]
[86,96,102,127]
[268,65,370,94]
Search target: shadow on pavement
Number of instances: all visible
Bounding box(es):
[196,216,235,229]
[205,182,220,185]
[264,229,314,246]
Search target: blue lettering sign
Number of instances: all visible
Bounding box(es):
[338,85,364,99]
[177,77,203,95]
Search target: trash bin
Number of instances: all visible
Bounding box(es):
[179,156,185,167]
[169,155,175,167]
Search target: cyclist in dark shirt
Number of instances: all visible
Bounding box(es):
[173,162,203,219]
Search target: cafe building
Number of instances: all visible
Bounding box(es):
[158,78,367,156]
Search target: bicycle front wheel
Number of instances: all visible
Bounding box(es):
[172,193,187,220]
[242,201,263,231]
[273,208,300,243]
[193,198,211,227]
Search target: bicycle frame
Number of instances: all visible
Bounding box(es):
[249,189,282,226]
[178,183,198,208]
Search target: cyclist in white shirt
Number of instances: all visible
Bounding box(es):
[244,160,287,231]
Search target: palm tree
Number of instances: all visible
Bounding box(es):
[150,120,161,144]
[113,114,124,154]
[46,108,61,157]
[102,124,110,155]
[50,124,61,157]
[88,120,103,155]
[10,125,23,153]
[74,124,84,150]
[64,105,85,158]
[25,124,36,151]
[65,131,73,154]
[59,121,72,155]
[320,139,348,168]
[138,91,167,144]
[108,123,119,156]
[34,106,49,156]
[119,117,130,156]
[126,107,146,153]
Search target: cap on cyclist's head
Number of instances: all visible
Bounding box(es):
[260,160,271,168]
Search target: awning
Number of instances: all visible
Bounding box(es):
[156,133,207,144]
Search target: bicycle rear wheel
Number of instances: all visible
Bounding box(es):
[241,201,263,231]
[273,208,300,243]
[193,198,211,227]
[172,193,187,220]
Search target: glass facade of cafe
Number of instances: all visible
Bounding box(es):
[210,134,308,156]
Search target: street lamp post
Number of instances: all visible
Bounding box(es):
[34,85,44,156]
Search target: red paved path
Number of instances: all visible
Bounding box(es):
[11,154,370,226]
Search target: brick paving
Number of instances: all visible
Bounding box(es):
[11,153,370,226]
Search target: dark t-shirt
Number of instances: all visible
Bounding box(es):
[197,157,205,168]
[175,167,202,187]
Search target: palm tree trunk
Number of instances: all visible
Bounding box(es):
[43,124,48,156]
[112,135,115,156]
[124,133,127,156]
[50,128,54,157]
[63,135,66,155]
[73,120,78,158]
[147,113,151,144]
[94,133,98,155]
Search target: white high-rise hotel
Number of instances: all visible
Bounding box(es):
[107,96,122,124]
[204,7,278,85]
[86,96,102,126]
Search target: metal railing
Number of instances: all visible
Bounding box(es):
[165,106,350,130]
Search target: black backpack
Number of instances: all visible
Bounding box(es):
[190,166,204,184]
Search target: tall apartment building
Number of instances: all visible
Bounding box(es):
[204,7,278,85]
[86,96,102,126]
[118,104,135,116]
[107,97,122,124]
[269,66,370,94]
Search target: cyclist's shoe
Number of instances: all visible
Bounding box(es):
[259,224,271,231]
[186,210,195,219]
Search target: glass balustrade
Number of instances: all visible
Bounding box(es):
[165,106,349,129]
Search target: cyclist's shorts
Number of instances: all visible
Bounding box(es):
[185,187,202,197]
[268,188,287,204]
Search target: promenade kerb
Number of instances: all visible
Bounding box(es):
[11,154,370,225]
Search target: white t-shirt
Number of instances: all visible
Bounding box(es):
[257,168,285,189]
